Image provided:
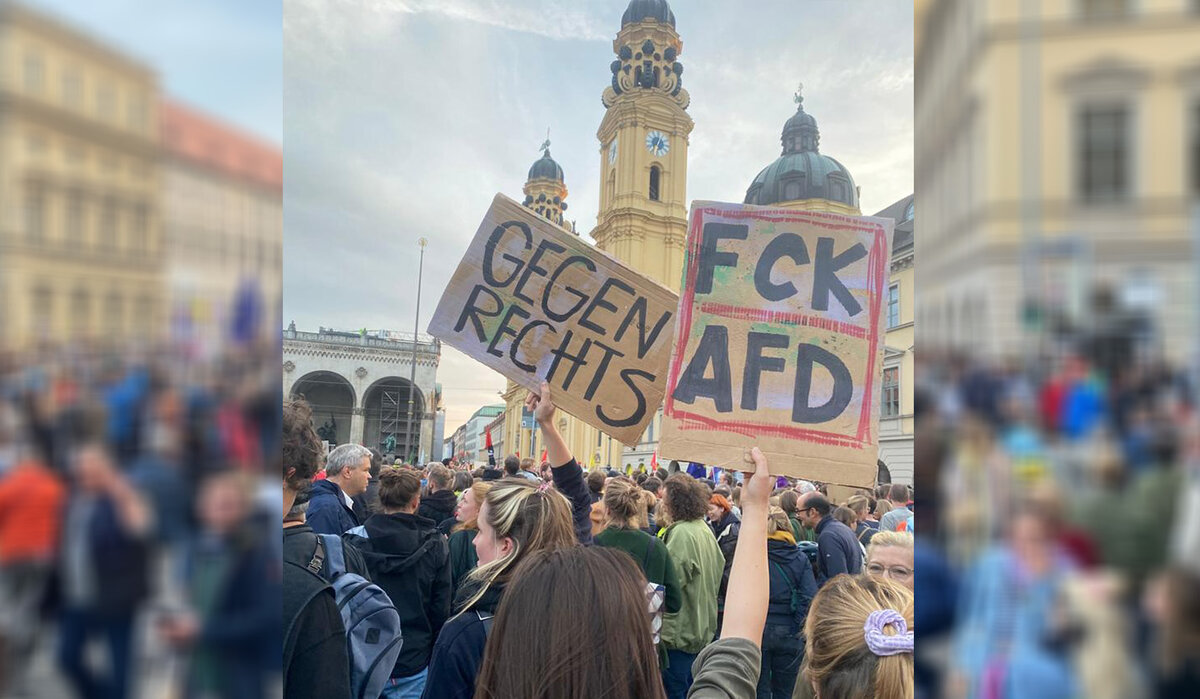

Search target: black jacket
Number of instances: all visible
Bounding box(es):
[417,489,458,527]
[765,538,818,635]
[421,581,505,699]
[282,561,350,699]
[553,458,593,545]
[711,510,741,603]
[814,515,863,584]
[345,512,452,678]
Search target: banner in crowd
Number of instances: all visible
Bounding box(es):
[659,202,893,487]
[428,194,679,446]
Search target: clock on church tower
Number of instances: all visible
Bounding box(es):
[592,0,693,292]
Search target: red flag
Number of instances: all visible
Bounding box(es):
[540,449,548,464]
[485,428,496,467]
[650,450,658,469]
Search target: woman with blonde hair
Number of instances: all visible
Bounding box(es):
[595,476,682,653]
[423,382,591,699]
[802,574,914,698]
[447,480,493,591]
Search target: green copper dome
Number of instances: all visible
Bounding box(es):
[744,94,858,209]
[527,148,564,182]
[621,0,675,27]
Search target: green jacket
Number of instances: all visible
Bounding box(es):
[595,526,683,613]
[447,528,478,594]
[660,518,724,654]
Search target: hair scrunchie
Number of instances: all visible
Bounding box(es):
[863,609,913,656]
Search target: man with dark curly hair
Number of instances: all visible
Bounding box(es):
[281,398,350,699]
[659,473,725,699]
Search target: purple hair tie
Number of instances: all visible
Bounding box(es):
[863,609,913,656]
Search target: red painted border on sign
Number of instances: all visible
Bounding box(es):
[664,206,887,449]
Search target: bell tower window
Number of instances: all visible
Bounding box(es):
[649,166,661,201]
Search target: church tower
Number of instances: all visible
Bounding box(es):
[500,139,574,464]
[592,0,692,291]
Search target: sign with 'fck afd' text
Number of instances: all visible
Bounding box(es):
[659,202,893,487]
[428,194,678,446]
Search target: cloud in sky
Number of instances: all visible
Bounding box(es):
[283,0,913,430]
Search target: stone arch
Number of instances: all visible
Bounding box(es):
[362,376,425,460]
[290,371,355,446]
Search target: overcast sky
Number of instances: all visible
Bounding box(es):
[283,0,914,431]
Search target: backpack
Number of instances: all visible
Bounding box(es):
[770,561,808,637]
[309,535,404,699]
[796,541,820,579]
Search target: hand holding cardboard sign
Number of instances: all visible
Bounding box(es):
[525,379,557,425]
[527,380,572,468]
[742,446,772,506]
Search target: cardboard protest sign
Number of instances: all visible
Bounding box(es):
[659,202,893,487]
[428,194,678,446]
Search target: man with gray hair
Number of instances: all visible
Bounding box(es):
[307,443,373,535]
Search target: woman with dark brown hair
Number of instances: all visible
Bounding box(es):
[473,547,666,699]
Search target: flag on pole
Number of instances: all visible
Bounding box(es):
[650,450,658,470]
[485,428,496,467]
[540,448,548,464]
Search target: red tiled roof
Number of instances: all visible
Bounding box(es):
[160,99,281,191]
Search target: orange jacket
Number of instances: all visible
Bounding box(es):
[0,461,67,563]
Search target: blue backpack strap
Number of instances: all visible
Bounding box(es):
[319,534,346,577]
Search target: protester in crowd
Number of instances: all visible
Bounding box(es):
[506,456,538,482]
[0,438,66,695]
[446,480,493,592]
[641,489,659,535]
[451,470,473,495]
[778,490,810,543]
[731,486,743,517]
[539,461,553,482]
[346,468,452,698]
[283,492,370,578]
[1144,566,1200,695]
[351,447,384,520]
[798,492,863,584]
[56,440,152,699]
[126,419,190,552]
[833,506,858,532]
[418,464,458,530]
[281,398,350,699]
[161,471,278,699]
[308,442,372,536]
[864,531,914,592]
[846,494,879,548]
[587,469,606,504]
[758,506,817,699]
[877,484,911,532]
[422,381,587,699]
[473,546,667,699]
[595,476,682,615]
[659,473,725,698]
[948,506,1078,699]
[801,574,914,699]
[707,492,741,631]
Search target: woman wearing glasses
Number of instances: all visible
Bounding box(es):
[864,531,914,591]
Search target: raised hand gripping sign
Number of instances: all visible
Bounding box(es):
[659,202,893,487]
[427,194,678,446]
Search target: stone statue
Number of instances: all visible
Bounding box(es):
[383,433,397,454]
[317,415,337,443]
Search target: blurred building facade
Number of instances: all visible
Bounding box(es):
[0,1,162,348]
[876,195,916,485]
[916,0,1200,363]
[455,404,504,466]
[282,324,441,462]
[162,100,281,350]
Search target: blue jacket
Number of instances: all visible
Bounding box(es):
[306,480,359,536]
[814,515,862,584]
[421,582,504,699]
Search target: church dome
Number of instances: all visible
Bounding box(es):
[527,148,564,182]
[744,93,858,209]
[622,0,675,27]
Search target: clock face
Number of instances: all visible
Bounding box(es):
[608,138,618,165]
[645,130,669,157]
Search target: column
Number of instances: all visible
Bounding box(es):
[350,406,366,446]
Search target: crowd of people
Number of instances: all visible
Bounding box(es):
[282,380,917,699]
[0,343,283,698]
[916,346,1200,699]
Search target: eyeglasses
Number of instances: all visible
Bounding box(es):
[866,563,912,581]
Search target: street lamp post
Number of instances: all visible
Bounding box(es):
[406,238,427,464]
